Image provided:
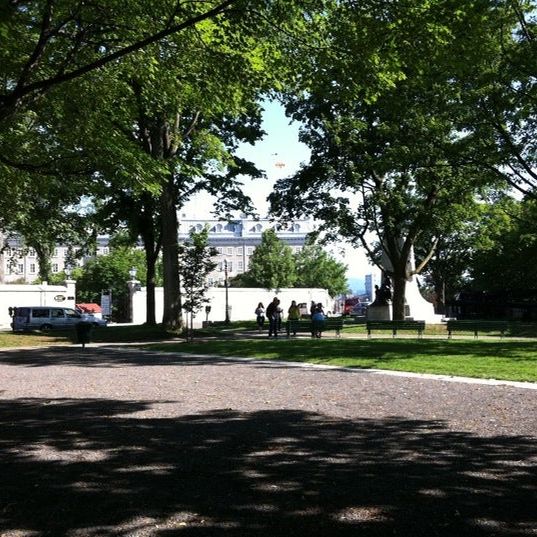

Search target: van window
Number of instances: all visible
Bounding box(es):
[33,309,50,318]
[15,307,29,317]
[51,309,65,318]
[65,309,80,318]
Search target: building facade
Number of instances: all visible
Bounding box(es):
[1,219,314,284]
[0,236,110,283]
[179,217,315,286]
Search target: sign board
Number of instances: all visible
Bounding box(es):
[100,290,112,316]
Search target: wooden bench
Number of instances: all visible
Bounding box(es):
[366,320,425,338]
[286,318,344,338]
[446,320,509,339]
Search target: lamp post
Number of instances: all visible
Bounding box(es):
[63,263,76,307]
[224,259,230,325]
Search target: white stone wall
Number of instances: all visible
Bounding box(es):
[131,287,332,327]
[0,281,76,329]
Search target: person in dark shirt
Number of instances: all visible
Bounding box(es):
[266,297,280,337]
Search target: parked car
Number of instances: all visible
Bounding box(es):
[11,306,107,332]
[79,313,108,327]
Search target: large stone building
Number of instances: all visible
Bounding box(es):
[1,218,314,284]
[179,217,315,286]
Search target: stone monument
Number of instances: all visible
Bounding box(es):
[367,245,442,323]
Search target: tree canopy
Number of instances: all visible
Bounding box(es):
[270,0,524,319]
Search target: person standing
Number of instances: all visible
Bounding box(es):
[255,302,265,331]
[266,297,280,337]
[311,303,326,338]
[287,300,301,336]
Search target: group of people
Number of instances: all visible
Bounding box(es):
[255,298,326,338]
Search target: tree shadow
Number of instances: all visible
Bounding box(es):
[0,398,535,536]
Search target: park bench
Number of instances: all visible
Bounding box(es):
[366,320,426,338]
[446,320,509,339]
[286,318,344,338]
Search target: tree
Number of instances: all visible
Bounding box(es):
[468,197,537,292]
[75,246,146,321]
[247,230,297,290]
[179,227,217,339]
[0,175,92,282]
[73,1,319,330]
[270,0,518,319]
[463,1,537,198]
[0,0,237,123]
[295,244,348,297]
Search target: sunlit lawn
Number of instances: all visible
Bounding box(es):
[0,324,172,348]
[142,338,537,383]
[2,322,536,383]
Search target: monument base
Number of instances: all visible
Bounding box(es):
[367,304,392,321]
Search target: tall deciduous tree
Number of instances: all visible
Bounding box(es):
[247,229,297,290]
[270,0,518,319]
[295,244,348,297]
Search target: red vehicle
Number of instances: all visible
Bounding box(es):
[343,297,361,316]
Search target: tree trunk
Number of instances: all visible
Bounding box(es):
[391,273,407,320]
[160,170,182,330]
[434,278,446,314]
[0,231,5,283]
[145,249,157,325]
[34,243,53,282]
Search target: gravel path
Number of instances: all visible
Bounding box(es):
[0,345,536,537]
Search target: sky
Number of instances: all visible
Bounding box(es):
[182,100,374,285]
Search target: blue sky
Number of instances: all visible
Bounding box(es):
[183,100,374,282]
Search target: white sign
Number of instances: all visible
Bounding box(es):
[101,292,112,316]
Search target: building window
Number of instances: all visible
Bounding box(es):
[102,247,109,255]
[247,247,254,255]
[237,247,243,255]
[53,248,59,257]
[227,247,233,255]
[29,264,36,274]
[227,261,233,272]
[218,262,224,272]
[216,247,223,254]
[28,248,36,257]
[238,261,243,272]
[52,263,59,273]
[17,264,24,274]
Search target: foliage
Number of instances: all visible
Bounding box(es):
[245,229,297,290]
[270,0,520,319]
[294,244,348,297]
[179,228,217,336]
[0,0,238,123]
[75,246,147,321]
[468,197,537,291]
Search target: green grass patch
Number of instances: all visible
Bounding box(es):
[0,324,175,348]
[141,338,537,383]
[0,331,70,348]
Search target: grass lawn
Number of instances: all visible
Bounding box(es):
[141,338,537,383]
[0,324,173,348]
[2,321,536,383]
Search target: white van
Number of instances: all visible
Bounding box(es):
[11,306,92,332]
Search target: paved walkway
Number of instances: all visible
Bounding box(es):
[0,345,536,536]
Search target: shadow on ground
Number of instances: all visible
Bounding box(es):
[0,398,535,536]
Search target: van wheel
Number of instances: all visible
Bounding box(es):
[40,324,53,332]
